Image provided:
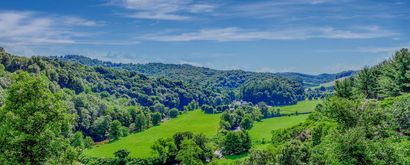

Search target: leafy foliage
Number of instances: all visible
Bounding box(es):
[61,55,354,90]
[222,131,252,155]
[242,48,410,165]
[335,48,410,99]
[240,78,305,106]
[0,52,232,142]
[0,72,76,164]
[151,132,212,165]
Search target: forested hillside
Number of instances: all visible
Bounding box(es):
[0,50,237,143]
[240,48,410,164]
[0,49,305,144]
[0,52,229,109]
[1,48,409,164]
[240,78,305,105]
[80,48,410,165]
[59,55,355,89]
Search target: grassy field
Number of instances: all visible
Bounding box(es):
[84,110,220,158]
[213,100,320,164]
[249,114,310,141]
[213,115,311,164]
[278,99,321,114]
[85,100,320,159]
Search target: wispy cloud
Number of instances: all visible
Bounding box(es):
[227,0,346,18]
[0,11,74,45]
[110,0,217,20]
[0,11,139,46]
[225,0,407,21]
[140,26,397,42]
[61,16,101,27]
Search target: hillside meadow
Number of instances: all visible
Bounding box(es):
[85,100,320,159]
[215,101,318,164]
[278,99,321,114]
[249,114,310,142]
[84,110,220,158]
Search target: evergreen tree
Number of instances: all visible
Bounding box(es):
[355,66,377,98]
[378,48,410,97]
[335,77,354,99]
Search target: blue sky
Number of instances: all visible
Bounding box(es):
[1,0,409,74]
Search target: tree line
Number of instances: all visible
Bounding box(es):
[240,48,410,164]
[239,78,305,106]
[335,48,410,100]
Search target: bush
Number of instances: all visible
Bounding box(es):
[169,108,179,118]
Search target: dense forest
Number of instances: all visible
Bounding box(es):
[0,51,237,109]
[240,48,410,164]
[59,55,355,90]
[0,49,305,145]
[59,55,352,104]
[1,47,408,164]
[240,78,305,105]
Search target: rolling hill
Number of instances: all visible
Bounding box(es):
[58,55,355,89]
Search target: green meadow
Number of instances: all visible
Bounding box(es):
[278,99,321,114]
[85,100,320,159]
[214,114,311,164]
[84,110,220,158]
[214,100,319,164]
[249,114,310,142]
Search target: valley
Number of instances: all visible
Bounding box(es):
[85,100,319,161]
[1,48,409,165]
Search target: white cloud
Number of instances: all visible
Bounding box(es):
[188,4,216,13]
[0,11,138,47]
[231,0,340,12]
[227,0,392,20]
[140,26,397,42]
[75,40,141,45]
[111,0,216,20]
[0,11,75,45]
[61,16,101,27]
[128,12,190,21]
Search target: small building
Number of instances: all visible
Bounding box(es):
[213,149,223,158]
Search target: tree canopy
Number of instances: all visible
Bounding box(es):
[0,72,76,164]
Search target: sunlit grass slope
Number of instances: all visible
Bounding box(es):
[85,100,320,159]
[249,114,309,142]
[279,99,321,114]
[213,115,311,164]
[214,100,320,164]
[84,110,220,158]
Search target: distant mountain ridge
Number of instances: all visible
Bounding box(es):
[58,55,356,89]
